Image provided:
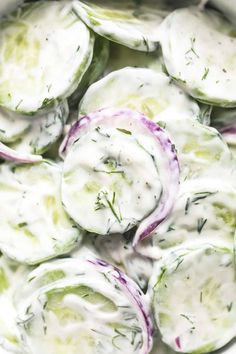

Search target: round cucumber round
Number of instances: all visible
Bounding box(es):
[160,6,236,106]
[61,108,179,238]
[151,244,236,353]
[0,1,94,113]
[16,257,153,354]
[79,68,200,122]
[0,161,84,264]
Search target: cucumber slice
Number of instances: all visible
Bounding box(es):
[151,244,236,353]
[157,116,235,183]
[105,42,164,75]
[9,101,69,155]
[0,1,23,17]
[0,256,29,353]
[209,0,236,25]
[160,7,236,106]
[79,68,200,122]
[61,108,179,237]
[16,257,153,354]
[69,35,110,109]
[136,178,236,259]
[0,161,83,264]
[0,108,30,144]
[72,0,169,52]
[0,1,94,113]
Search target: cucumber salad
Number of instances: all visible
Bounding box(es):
[0,1,235,354]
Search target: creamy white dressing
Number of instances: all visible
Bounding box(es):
[0,1,235,354]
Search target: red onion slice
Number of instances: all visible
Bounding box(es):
[0,141,42,163]
[133,117,179,246]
